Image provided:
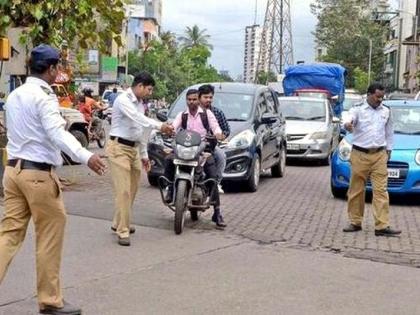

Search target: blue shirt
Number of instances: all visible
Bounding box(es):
[108,92,119,107]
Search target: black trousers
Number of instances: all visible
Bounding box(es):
[164,154,220,208]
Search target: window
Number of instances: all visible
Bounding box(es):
[264,91,277,114]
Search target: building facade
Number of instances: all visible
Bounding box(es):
[243,25,263,83]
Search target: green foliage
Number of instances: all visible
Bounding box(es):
[0,0,125,52]
[311,0,387,87]
[256,71,277,84]
[353,67,370,94]
[128,29,228,103]
[178,25,213,50]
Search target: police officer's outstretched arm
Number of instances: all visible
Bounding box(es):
[39,98,106,175]
[118,97,173,135]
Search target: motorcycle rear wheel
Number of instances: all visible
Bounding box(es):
[174,180,188,234]
[96,127,106,148]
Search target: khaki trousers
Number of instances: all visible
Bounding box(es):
[347,149,389,230]
[0,163,66,309]
[106,140,141,238]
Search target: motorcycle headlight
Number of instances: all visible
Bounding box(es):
[415,150,420,165]
[149,131,164,146]
[176,145,199,160]
[227,129,255,149]
[309,131,329,140]
[338,138,352,161]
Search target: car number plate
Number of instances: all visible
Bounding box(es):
[173,159,198,167]
[287,143,300,151]
[387,168,400,178]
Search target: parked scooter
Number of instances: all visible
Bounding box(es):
[158,130,218,235]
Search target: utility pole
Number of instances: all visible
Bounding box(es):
[255,0,294,83]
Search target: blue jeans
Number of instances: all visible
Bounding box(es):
[214,146,226,183]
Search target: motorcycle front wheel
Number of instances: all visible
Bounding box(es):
[174,180,189,234]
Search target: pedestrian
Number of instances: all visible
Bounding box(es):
[342,83,401,236]
[107,71,173,246]
[0,44,106,315]
[107,87,119,107]
[198,84,230,193]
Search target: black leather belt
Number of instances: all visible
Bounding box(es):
[353,145,385,154]
[110,136,137,147]
[7,159,53,171]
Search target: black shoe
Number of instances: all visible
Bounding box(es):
[375,227,401,237]
[343,224,362,232]
[118,237,131,246]
[40,301,81,315]
[212,213,227,229]
[111,226,136,234]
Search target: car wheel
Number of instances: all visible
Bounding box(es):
[271,145,286,178]
[148,175,159,187]
[330,179,347,199]
[246,155,260,192]
[63,130,88,165]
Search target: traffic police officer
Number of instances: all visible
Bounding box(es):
[0,44,106,315]
[107,71,173,246]
[343,83,401,236]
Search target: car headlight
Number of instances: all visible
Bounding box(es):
[309,131,329,140]
[415,150,420,165]
[338,138,352,161]
[176,145,199,160]
[149,131,164,146]
[227,129,255,149]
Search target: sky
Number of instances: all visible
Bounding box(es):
[162,0,317,79]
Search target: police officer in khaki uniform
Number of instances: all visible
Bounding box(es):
[343,83,401,236]
[0,45,106,315]
[107,72,173,246]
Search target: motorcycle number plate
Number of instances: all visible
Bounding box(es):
[173,159,198,167]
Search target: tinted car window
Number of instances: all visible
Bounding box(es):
[279,99,326,121]
[265,91,277,114]
[169,91,255,121]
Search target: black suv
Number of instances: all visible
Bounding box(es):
[148,82,287,192]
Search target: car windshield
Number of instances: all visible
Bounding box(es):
[343,96,363,111]
[169,92,254,121]
[391,106,420,134]
[279,99,326,121]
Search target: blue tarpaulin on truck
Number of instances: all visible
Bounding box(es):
[282,63,347,116]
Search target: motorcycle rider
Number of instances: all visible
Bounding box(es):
[82,88,105,135]
[198,84,230,193]
[164,89,227,229]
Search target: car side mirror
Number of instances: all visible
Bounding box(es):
[261,113,278,124]
[332,117,340,124]
[156,110,168,122]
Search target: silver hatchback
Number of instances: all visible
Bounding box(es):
[278,96,340,165]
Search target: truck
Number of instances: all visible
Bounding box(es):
[282,63,347,117]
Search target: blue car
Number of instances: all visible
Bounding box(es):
[331,100,420,198]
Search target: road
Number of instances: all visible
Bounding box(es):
[58,143,420,268]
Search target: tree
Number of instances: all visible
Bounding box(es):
[311,0,387,87]
[128,29,230,103]
[256,71,277,84]
[353,67,370,94]
[178,25,213,50]
[0,0,125,52]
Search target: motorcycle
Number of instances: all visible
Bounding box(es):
[158,130,218,235]
[88,109,107,148]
